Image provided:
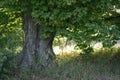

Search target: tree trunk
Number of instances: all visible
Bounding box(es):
[18,12,57,71]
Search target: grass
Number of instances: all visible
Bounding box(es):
[5,48,120,80]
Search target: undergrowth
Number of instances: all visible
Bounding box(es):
[2,48,120,80]
[0,49,17,80]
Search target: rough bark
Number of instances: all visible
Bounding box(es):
[18,12,57,71]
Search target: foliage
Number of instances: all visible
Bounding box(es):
[1,0,120,51]
[31,0,120,52]
[0,7,23,79]
[0,0,120,79]
[0,49,17,79]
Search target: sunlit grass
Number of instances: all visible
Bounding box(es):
[54,48,120,80]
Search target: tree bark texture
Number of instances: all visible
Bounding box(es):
[18,12,56,70]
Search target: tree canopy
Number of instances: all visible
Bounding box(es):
[0,0,120,74]
[1,0,120,46]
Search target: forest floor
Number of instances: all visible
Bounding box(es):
[9,48,120,80]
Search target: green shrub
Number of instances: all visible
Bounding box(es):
[0,49,17,79]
